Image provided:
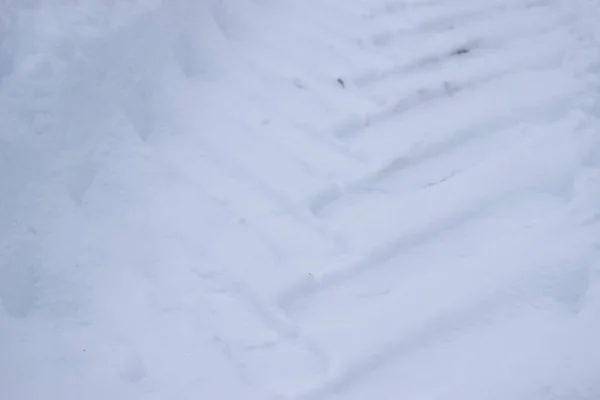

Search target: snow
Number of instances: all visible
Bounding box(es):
[1,0,600,398]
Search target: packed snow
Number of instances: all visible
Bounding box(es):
[1,0,600,399]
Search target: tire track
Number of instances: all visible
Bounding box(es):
[356,4,567,89]
[283,189,523,313]
[367,0,549,48]
[313,89,576,217]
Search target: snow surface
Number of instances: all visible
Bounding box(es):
[2,0,600,398]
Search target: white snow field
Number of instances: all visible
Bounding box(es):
[2,0,600,398]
